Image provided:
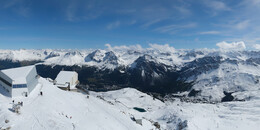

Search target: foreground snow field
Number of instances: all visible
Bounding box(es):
[96,89,260,130]
[0,78,154,130]
[0,77,260,130]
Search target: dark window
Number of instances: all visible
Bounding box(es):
[0,76,12,87]
[13,84,27,88]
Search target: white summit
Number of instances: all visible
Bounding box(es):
[0,65,39,97]
[55,71,79,90]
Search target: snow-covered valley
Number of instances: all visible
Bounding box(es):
[1,0,260,128]
[1,46,260,129]
[1,77,260,130]
[2,48,260,102]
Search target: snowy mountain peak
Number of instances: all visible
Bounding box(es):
[44,51,60,60]
[103,51,118,65]
[135,54,156,63]
[130,54,153,69]
[64,51,84,57]
[85,49,106,63]
[1,48,260,129]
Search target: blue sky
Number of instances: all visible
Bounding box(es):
[0,0,259,49]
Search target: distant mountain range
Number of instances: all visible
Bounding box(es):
[1,49,260,102]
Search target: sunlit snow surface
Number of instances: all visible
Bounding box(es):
[0,78,153,130]
[1,48,260,129]
[94,88,260,130]
[0,78,260,130]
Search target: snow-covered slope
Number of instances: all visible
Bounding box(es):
[0,49,49,61]
[0,78,155,130]
[94,87,260,130]
[2,49,260,102]
[84,50,121,70]
[0,48,186,67]
[180,51,260,102]
[45,51,85,66]
[1,77,260,130]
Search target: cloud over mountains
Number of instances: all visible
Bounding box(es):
[216,41,246,50]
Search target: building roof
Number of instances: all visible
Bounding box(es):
[55,71,77,85]
[1,65,35,84]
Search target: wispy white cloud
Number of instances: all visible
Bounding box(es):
[234,20,250,30]
[105,44,143,51]
[253,44,260,50]
[141,19,162,28]
[149,43,175,53]
[105,44,113,51]
[251,0,260,5]
[211,19,251,36]
[202,0,231,16]
[128,20,137,25]
[216,41,246,50]
[2,0,20,9]
[203,0,231,11]
[217,37,260,49]
[66,3,77,22]
[0,27,13,30]
[116,9,137,14]
[173,6,191,16]
[207,1,231,11]
[104,43,176,53]
[106,21,121,30]
[154,23,197,34]
[239,0,260,7]
[199,31,220,35]
[111,1,193,29]
[0,0,31,17]
[64,0,104,22]
[16,7,30,17]
[60,0,195,31]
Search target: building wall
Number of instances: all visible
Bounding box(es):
[0,71,12,96]
[55,71,78,87]
[0,80,12,96]
[12,87,28,97]
[0,66,39,97]
[26,66,38,93]
[71,72,78,86]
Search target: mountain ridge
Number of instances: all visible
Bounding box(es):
[1,49,260,102]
